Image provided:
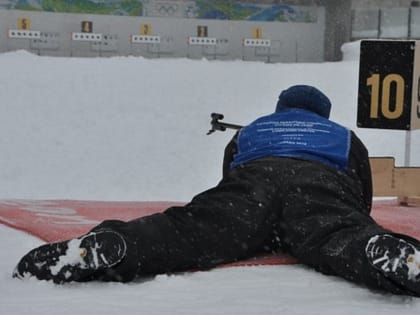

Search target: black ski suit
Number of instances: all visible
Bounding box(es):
[93,112,412,296]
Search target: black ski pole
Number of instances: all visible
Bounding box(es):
[207,113,243,135]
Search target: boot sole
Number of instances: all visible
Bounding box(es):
[13,230,127,283]
[366,234,420,295]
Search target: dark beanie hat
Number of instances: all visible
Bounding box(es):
[275,85,331,118]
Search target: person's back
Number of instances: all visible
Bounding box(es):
[231,109,351,172]
[223,85,372,212]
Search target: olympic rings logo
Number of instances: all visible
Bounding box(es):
[156,3,179,16]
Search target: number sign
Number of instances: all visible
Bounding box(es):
[81,21,93,33]
[252,27,263,39]
[140,24,152,35]
[18,18,30,30]
[197,26,208,37]
[357,40,420,130]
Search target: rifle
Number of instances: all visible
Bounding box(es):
[207,113,243,135]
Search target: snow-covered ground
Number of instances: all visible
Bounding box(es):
[1,46,419,314]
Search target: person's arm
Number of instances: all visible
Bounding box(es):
[347,131,373,211]
[222,132,239,178]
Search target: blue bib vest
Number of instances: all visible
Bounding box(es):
[231,109,351,172]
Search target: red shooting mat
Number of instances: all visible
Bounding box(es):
[0,199,419,267]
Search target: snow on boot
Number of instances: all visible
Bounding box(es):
[13,230,127,283]
[366,234,420,296]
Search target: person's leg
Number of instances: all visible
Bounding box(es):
[95,162,282,280]
[278,161,420,296]
[14,162,280,283]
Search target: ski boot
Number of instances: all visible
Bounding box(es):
[366,234,420,296]
[13,230,127,283]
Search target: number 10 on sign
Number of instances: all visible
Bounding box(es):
[366,73,405,120]
[357,40,420,130]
